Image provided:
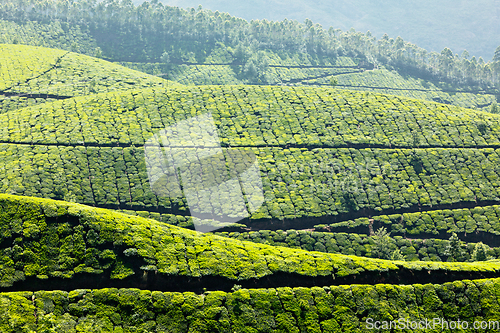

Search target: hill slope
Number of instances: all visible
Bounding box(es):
[2,86,500,224]
[1,0,499,112]
[156,0,500,60]
[1,4,500,328]
[0,44,177,113]
[0,193,499,291]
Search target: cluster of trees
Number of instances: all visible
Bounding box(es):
[0,19,99,55]
[1,0,500,92]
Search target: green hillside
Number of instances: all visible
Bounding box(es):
[0,44,177,113]
[2,85,499,147]
[2,86,500,225]
[124,61,497,112]
[2,0,500,330]
[3,279,500,332]
[1,194,499,289]
[0,195,500,331]
[1,0,499,113]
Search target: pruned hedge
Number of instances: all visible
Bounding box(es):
[3,142,500,222]
[1,194,500,289]
[0,44,175,113]
[2,85,499,147]
[2,278,500,332]
[215,229,498,262]
[318,204,500,238]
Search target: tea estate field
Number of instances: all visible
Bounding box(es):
[2,44,500,332]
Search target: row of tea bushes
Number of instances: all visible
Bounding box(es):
[118,58,496,113]
[268,66,360,85]
[0,44,64,91]
[308,67,497,112]
[118,209,247,230]
[0,44,173,103]
[173,65,242,85]
[322,205,500,237]
[4,143,500,222]
[0,95,55,113]
[2,85,500,147]
[255,147,500,217]
[120,55,360,86]
[3,279,500,332]
[118,209,195,229]
[1,194,499,288]
[214,229,498,262]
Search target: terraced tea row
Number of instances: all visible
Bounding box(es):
[121,60,497,112]
[0,44,175,114]
[215,229,497,262]
[1,85,498,148]
[0,194,499,291]
[167,64,362,86]
[126,202,500,244]
[0,95,56,113]
[309,67,497,112]
[3,279,500,332]
[0,44,66,91]
[3,144,500,223]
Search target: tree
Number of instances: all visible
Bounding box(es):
[461,49,470,60]
[444,232,465,262]
[160,51,170,64]
[493,45,500,63]
[330,77,338,87]
[471,242,490,261]
[372,227,392,259]
[490,102,498,114]
[390,248,405,261]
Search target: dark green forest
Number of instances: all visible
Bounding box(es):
[2,0,500,91]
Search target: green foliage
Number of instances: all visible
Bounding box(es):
[372,227,392,259]
[3,279,499,332]
[3,7,500,329]
[217,229,498,262]
[4,83,500,148]
[491,101,499,114]
[0,194,498,288]
[3,85,500,222]
[2,0,498,110]
[444,233,466,262]
[390,249,405,261]
[472,242,490,261]
[0,44,176,114]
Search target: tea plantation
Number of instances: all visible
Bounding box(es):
[2,19,500,333]
[0,44,177,113]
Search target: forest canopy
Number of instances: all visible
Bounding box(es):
[1,0,500,92]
